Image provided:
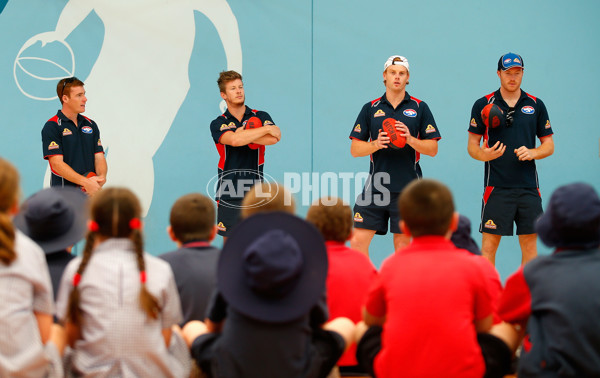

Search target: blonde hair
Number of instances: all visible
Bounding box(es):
[241,182,295,219]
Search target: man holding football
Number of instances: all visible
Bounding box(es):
[467,52,554,265]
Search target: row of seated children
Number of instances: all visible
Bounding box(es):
[3,154,600,377]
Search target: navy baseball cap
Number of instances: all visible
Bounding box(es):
[497,52,524,71]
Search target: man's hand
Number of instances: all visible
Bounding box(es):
[514,146,535,161]
[374,128,390,149]
[481,140,506,161]
[91,175,106,186]
[266,125,281,141]
[81,177,102,195]
[395,121,414,145]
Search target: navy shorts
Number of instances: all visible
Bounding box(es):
[480,187,542,236]
[216,198,243,237]
[353,192,402,235]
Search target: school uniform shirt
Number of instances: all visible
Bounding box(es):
[159,241,220,325]
[56,238,189,377]
[325,241,377,366]
[365,236,493,378]
[0,230,60,377]
[498,247,600,377]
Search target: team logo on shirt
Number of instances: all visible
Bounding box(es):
[48,141,59,150]
[220,122,236,131]
[545,120,551,129]
[484,219,497,229]
[264,120,274,126]
[81,126,93,134]
[374,110,386,117]
[403,109,417,117]
[217,222,227,232]
[425,124,436,134]
[521,106,535,114]
[62,128,72,136]
[97,139,102,146]
[354,124,361,133]
[470,118,477,127]
[353,212,363,222]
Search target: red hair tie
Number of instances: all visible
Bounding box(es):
[129,218,142,230]
[73,273,82,287]
[140,271,147,284]
[88,220,99,232]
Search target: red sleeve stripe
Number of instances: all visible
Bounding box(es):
[43,153,63,160]
[370,97,382,105]
[410,96,422,105]
[525,92,537,103]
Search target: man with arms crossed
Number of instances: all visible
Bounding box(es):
[210,71,281,240]
[468,53,554,265]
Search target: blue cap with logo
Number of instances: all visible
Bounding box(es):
[497,52,524,71]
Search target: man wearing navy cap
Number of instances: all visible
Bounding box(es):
[467,53,554,266]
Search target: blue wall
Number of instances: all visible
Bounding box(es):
[1,0,599,281]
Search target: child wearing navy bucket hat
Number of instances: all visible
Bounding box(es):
[14,186,88,301]
[182,211,355,378]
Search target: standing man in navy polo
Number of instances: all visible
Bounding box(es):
[42,77,107,194]
[210,70,281,240]
[467,53,554,266]
[349,56,441,256]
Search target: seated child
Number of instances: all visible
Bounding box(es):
[182,212,354,378]
[0,158,64,377]
[55,187,190,377]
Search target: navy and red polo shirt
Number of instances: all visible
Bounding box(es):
[349,92,441,193]
[468,89,553,188]
[210,106,275,201]
[41,110,104,187]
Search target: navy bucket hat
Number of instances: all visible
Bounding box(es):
[217,211,328,323]
[14,187,88,254]
[536,183,600,249]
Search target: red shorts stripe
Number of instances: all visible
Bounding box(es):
[483,186,494,204]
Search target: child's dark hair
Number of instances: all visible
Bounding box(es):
[0,158,19,265]
[67,188,160,326]
[170,193,215,243]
